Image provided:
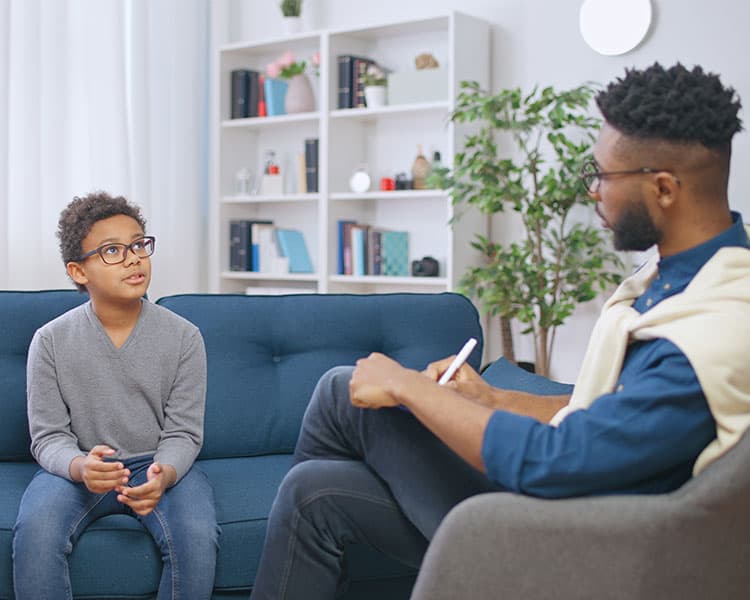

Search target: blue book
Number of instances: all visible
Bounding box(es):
[381,230,409,276]
[275,229,313,273]
[264,78,288,117]
[352,227,365,276]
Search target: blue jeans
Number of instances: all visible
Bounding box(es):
[12,456,220,600]
[250,366,503,600]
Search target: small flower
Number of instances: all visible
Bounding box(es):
[280,51,295,68]
[362,63,387,87]
[266,61,282,79]
[311,51,320,67]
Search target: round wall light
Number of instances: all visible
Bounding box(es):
[579,0,652,56]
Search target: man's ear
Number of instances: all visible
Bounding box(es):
[653,172,681,209]
[66,261,89,287]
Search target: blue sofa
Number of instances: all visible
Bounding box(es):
[0,290,484,599]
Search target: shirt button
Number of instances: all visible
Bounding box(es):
[663,282,671,290]
[617,384,624,392]
[646,298,653,307]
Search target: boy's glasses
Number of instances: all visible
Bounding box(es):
[76,236,156,265]
[579,159,677,194]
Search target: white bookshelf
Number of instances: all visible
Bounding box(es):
[210,11,490,295]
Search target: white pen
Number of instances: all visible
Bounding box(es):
[438,337,478,385]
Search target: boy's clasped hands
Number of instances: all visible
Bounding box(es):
[71,445,175,516]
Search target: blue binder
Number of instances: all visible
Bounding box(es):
[275,229,313,273]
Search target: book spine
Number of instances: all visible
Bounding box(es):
[337,55,354,109]
[304,138,319,193]
[229,220,247,270]
[247,70,260,118]
[372,230,382,275]
[342,222,355,275]
[230,70,250,119]
[353,58,375,109]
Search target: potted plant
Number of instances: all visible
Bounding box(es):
[361,64,387,108]
[429,82,623,377]
[280,0,302,34]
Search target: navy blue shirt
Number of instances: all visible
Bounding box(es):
[482,213,749,498]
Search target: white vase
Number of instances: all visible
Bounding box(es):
[364,86,387,108]
[284,74,315,114]
[282,16,302,35]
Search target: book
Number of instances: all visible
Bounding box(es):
[251,222,277,272]
[337,55,354,109]
[246,70,260,117]
[229,220,250,270]
[341,221,356,275]
[337,220,356,274]
[353,57,377,109]
[350,224,370,276]
[368,228,382,275]
[231,70,251,119]
[297,153,307,194]
[275,229,313,273]
[243,219,273,271]
[304,138,319,193]
[380,230,409,276]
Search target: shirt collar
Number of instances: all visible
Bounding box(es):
[657,211,749,284]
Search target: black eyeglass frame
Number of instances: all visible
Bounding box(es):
[579,159,679,193]
[76,236,156,265]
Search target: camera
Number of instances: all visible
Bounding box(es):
[411,256,439,277]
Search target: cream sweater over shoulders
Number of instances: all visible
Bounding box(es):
[551,235,750,475]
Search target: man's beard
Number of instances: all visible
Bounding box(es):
[610,200,661,251]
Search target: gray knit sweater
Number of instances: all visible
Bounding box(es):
[26,299,207,482]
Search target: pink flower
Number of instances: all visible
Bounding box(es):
[311,51,320,67]
[280,51,295,67]
[266,61,281,79]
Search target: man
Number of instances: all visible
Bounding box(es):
[249,63,750,599]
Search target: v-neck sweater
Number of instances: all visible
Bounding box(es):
[26,298,207,482]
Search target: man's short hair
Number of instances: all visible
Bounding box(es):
[596,63,743,152]
[57,192,146,291]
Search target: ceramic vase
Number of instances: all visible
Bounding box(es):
[285,74,315,114]
[364,85,387,108]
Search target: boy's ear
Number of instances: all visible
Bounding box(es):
[66,262,89,287]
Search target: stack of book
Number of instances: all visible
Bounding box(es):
[337,220,409,276]
[336,55,379,109]
[230,220,313,274]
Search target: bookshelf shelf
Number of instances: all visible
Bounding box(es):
[211,12,490,296]
[329,101,450,121]
[330,190,447,201]
[221,271,319,282]
[222,194,319,204]
[221,112,320,129]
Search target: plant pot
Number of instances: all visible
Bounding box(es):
[282,16,302,35]
[364,85,387,108]
[284,74,315,114]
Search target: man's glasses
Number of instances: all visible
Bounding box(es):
[76,236,156,265]
[579,159,678,194]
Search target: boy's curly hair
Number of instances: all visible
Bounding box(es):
[596,63,743,152]
[57,192,146,290]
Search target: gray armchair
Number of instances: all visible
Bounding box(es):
[411,359,750,599]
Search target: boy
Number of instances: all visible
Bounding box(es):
[12,192,219,599]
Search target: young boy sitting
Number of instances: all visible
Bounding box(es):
[12,192,219,600]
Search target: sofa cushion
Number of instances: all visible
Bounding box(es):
[156,293,483,460]
[0,290,88,461]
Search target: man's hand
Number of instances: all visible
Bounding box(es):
[116,462,176,516]
[70,445,130,494]
[423,356,498,406]
[350,352,423,409]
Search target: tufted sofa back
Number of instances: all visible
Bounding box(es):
[0,290,89,461]
[156,293,483,460]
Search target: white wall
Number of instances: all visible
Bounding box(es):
[220,0,750,381]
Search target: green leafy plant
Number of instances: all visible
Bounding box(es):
[429,81,623,377]
[280,0,302,17]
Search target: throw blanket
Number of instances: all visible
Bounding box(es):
[551,237,750,474]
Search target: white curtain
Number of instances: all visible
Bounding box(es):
[0,0,209,300]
